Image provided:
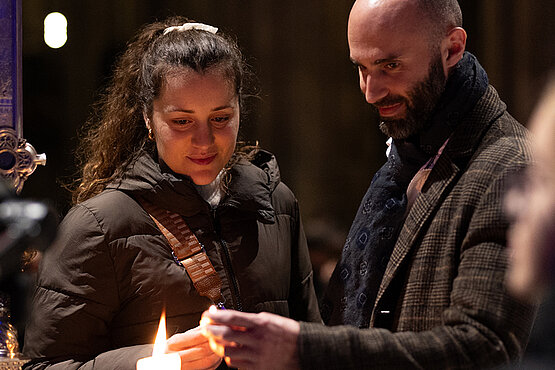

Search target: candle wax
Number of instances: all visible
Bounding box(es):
[136,352,181,370]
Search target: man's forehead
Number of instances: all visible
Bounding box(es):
[348,23,426,63]
[349,0,424,36]
[348,0,434,61]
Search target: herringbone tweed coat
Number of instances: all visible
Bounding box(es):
[298,86,536,369]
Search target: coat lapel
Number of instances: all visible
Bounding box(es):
[374,154,461,307]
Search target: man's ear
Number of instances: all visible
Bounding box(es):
[442,27,467,71]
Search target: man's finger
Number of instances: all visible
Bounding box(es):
[202,309,259,329]
[204,323,261,348]
[225,356,253,369]
[222,345,258,369]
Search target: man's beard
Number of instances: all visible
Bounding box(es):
[376,55,446,139]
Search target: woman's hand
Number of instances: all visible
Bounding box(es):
[166,326,222,370]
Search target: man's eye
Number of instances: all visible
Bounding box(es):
[385,62,400,70]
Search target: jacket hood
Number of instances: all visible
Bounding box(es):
[106,149,279,222]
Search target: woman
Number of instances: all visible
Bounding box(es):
[23,17,321,369]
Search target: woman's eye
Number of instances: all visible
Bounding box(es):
[174,119,192,126]
[385,62,400,70]
[212,116,230,126]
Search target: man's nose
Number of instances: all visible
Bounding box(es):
[192,122,215,147]
[361,73,388,104]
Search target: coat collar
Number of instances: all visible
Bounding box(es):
[106,150,277,222]
[407,52,489,156]
[445,86,507,160]
[221,151,278,223]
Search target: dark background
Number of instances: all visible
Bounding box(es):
[19,0,555,243]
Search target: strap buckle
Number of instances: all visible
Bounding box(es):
[216,300,226,310]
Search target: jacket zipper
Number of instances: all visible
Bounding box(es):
[211,209,243,311]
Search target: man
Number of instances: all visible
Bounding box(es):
[201,0,536,368]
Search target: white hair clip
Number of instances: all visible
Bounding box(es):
[163,22,218,35]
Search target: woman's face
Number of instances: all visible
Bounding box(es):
[147,67,239,185]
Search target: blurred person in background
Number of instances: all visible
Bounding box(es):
[506,76,555,367]
[304,219,344,300]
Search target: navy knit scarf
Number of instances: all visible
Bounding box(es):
[322,52,488,328]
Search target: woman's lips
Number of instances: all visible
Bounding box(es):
[378,102,404,117]
[188,155,217,165]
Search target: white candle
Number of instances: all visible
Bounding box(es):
[137,312,181,370]
[136,352,181,370]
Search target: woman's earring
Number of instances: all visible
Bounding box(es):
[148,128,154,141]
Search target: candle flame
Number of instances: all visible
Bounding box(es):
[152,312,167,357]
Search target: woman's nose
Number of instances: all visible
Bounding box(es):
[192,123,215,147]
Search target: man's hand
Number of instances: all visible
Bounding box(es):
[166,326,222,370]
[201,309,301,370]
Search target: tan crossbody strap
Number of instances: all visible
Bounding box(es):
[139,198,224,306]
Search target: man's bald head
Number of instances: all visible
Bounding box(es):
[350,0,462,45]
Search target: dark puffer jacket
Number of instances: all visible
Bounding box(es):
[23,150,321,369]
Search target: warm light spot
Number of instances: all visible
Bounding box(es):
[152,311,168,356]
[136,312,181,369]
[200,305,224,357]
[44,12,68,49]
[209,305,218,314]
[199,305,218,327]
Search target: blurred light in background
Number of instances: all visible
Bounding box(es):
[44,12,68,49]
